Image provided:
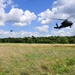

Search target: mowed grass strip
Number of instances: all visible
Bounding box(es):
[0,44,75,75]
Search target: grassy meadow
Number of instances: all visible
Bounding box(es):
[0,44,75,75]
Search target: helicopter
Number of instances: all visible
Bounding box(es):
[51,16,74,29]
[10,30,13,32]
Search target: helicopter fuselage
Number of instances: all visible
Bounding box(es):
[54,20,73,29]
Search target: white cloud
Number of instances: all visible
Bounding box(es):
[50,24,75,36]
[0,0,6,8]
[0,30,10,36]
[0,0,12,8]
[50,0,75,36]
[0,8,37,26]
[41,19,51,25]
[0,0,75,37]
[51,29,70,36]
[35,25,49,32]
[0,30,51,37]
[0,30,39,38]
[6,8,23,22]
[0,0,12,26]
[38,9,54,25]
[37,0,75,36]
[5,8,36,26]
[0,0,37,27]
[0,8,5,26]
[38,0,75,25]
[0,21,5,26]
[38,8,69,25]
[53,0,75,15]
[7,0,12,5]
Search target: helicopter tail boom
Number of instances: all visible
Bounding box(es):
[54,27,60,29]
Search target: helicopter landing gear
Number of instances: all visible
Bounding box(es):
[70,25,72,28]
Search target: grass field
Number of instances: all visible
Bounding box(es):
[0,44,75,75]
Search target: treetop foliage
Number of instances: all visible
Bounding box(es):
[0,36,75,44]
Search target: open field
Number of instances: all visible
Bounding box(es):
[0,44,75,75]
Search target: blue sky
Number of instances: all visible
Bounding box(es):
[0,0,75,38]
[13,0,53,13]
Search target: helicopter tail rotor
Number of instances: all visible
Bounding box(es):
[54,23,60,29]
[56,23,58,27]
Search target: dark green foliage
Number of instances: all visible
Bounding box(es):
[56,37,69,43]
[52,59,71,74]
[66,58,75,66]
[0,36,75,43]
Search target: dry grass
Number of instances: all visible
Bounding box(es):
[0,44,75,75]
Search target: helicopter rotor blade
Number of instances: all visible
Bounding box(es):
[50,18,65,20]
[50,15,75,20]
[67,15,75,20]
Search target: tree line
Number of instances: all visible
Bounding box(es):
[0,36,75,44]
